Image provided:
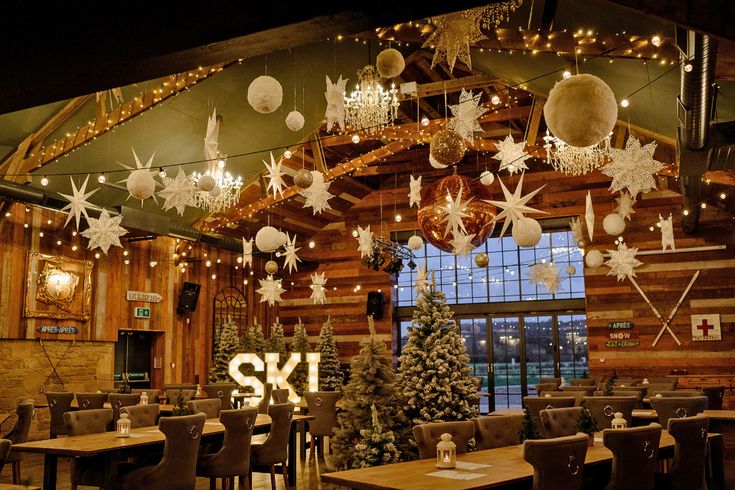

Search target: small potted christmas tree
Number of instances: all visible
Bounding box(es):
[171,393,190,417]
[518,407,540,442]
[577,404,598,446]
[603,371,618,396]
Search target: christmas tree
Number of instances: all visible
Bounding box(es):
[288,318,311,397]
[265,317,289,367]
[349,405,401,469]
[208,317,240,383]
[518,407,540,442]
[317,316,343,391]
[236,317,267,393]
[396,280,478,434]
[332,316,408,470]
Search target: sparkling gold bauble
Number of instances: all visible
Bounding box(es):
[585,249,604,268]
[430,129,466,166]
[293,169,313,189]
[417,174,496,253]
[376,48,405,79]
[265,260,279,275]
[475,252,489,268]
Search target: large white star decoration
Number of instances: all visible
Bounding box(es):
[283,232,302,273]
[59,175,99,230]
[605,242,643,281]
[448,89,488,143]
[423,7,488,72]
[325,75,348,133]
[450,232,476,256]
[659,213,675,252]
[242,237,253,268]
[527,262,562,294]
[602,136,665,197]
[493,135,531,175]
[408,175,422,208]
[300,170,334,214]
[585,191,595,242]
[204,108,220,163]
[264,152,286,198]
[486,173,547,238]
[356,225,374,258]
[158,167,196,216]
[309,272,328,305]
[80,210,127,254]
[615,191,637,221]
[439,188,472,237]
[415,261,429,296]
[256,275,286,306]
[119,148,159,206]
[569,217,584,245]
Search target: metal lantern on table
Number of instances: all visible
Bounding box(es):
[436,433,456,468]
[116,412,131,438]
[611,412,627,430]
[140,391,148,405]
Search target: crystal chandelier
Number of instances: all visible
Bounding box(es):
[543,131,612,176]
[344,65,399,134]
[191,155,243,213]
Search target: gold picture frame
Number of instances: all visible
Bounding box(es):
[25,251,93,321]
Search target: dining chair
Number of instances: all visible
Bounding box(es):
[650,396,708,428]
[583,396,636,429]
[203,383,237,410]
[539,377,562,388]
[523,396,576,433]
[561,385,597,396]
[164,389,197,405]
[472,415,523,450]
[603,423,662,490]
[188,398,222,419]
[4,400,33,484]
[412,420,475,459]
[131,388,161,404]
[120,413,206,490]
[257,383,274,414]
[651,390,704,398]
[45,392,74,438]
[197,407,259,490]
[162,383,197,391]
[120,404,160,428]
[540,407,584,438]
[523,432,589,490]
[0,439,11,474]
[535,382,560,395]
[613,378,642,387]
[541,390,585,406]
[304,391,340,461]
[700,386,725,410]
[251,402,294,489]
[612,386,647,407]
[271,388,290,404]
[75,392,108,410]
[63,408,113,490]
[108,393,141,427]
[570,378,597,387]
[661,414,710,490]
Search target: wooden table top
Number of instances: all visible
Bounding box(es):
[0,483,41,490]
[0,413,10,426]
[491,407,735,421]
[322,431,717,490]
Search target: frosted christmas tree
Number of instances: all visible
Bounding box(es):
[288,318,311,397]
[208,317,240,383]
[317,316,343,391]
[237,317,266,393]
[265,317,289,367]
[349,404,401,469]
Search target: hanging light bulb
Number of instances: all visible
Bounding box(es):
[562,70,572,79]
[284,150,293,159]
[394,214,402,222]
[40,176,49,186]
[352,134,361,144]
[620,99,630,108]
[94,252,101,259]
[491,95,501,105]
[651,35,662,47]
[420,116,430,127]
[684,63,693,72]
[308,240,316,249]
[98,173,106,184]
[158,168,167,179]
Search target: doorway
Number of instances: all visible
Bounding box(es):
[115,330,165,390]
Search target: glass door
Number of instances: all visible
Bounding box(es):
[557,314,589,380]
[458,318,489,413]
[524,315,557,396]
[490,317,522,409]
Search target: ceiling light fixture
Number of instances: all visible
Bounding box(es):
[190,153,243,214]
[543,130,612,176]
[344,65,399,134]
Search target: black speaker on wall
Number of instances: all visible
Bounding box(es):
[176,282,201,315]
[366,291,384,319]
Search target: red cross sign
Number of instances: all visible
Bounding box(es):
[691,314,722,341]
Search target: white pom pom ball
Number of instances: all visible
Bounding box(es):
[197,174,216,192]
[566,265,577,275]
[512,217,542,248]
[603,212,626,236]
[376,48,405,79]
[480,170,495,186]
[127,169,156,201]
[585,249,604,268]
[407,235,424,251]
[544,74,617,147]
[285,111,305,131]
[255,226,287,253]
[247,75,283,114]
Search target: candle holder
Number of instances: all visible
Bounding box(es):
[611,412,628,430]
[116,412,131,438]
[436,433,456,469]
[139,391,148,405]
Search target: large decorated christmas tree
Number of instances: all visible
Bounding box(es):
[265,317,289,367]
[288,318,311,397]
[208,317,240,383]
[317,316,343,391]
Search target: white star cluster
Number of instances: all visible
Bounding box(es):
[80,210,127,254]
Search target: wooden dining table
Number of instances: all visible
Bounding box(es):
[322,430,724,489]
[12,413,313,490]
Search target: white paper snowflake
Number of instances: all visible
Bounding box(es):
[605,242,643,281]
[264,152,286,198]
[493,135,531,175]
[569,217,584,245]
[615,191,637,220]
[439,188,472,237]
[80,210,127,254]
[486,173,547,238]
[325,75,348,133]
[256,275,286,306]
[423,8,488,72]
[450,232,476,256]
[158,167,196,216]
[448,89,488,143]
[408,175,422,208]
[59,175,99,230]
[242,237,253,268]
[585,191,595,242]
[300,170,334,214]
[283,232,302,273]
[356,225,374,258]
[602,136,665,197]
[527,262,562,294]
[309,272,328,305]
[659,213,675,252]
[415,261,429,296]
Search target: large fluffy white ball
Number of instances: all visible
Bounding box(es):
[127,169,156,201]
[480,170,495,186]
[247,75,283,114]
[376,48,405,79]
[197,174,216,192]
[255,226,287,253]
[585,249,604,268]
[544,74,617,147]
[512,217,542,248]
[603,212,626,236]
[407,235,424,251]
[285,111,305,131]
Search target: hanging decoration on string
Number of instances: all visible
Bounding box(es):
[80,210,127,254]
[293,168,313,189]
[356,225,374,258]
[204,109,220,164]
[59,175,99,230]
[603,212,626,236]
[158,167,196,216]
[376,48,405,79]
[429,153,448,170]
[325,75,348,133]
[407,235,424,251]
[486,173,546,240]
[615,191,637,220]
[450,232,476,256]
[256,275,286,306]
[602,136,664,197]
[605,242,643,281]
[282,232,302,273]
[475,252,489,268]
[512,215,543,248]
[247,75,283,114]
[242,238,253,268]
[344,65,399,134]
[119,148,158,205]
[585,191,595,242]
[430,129,466,167]
[300,170,334,214]
[285,110,305,132]
[480,170,495,185]
[438,187,471,237]
[310,272,328,304]
[255,226,287,253]
[493,135,531,175]
[422,8,488,72]
[585,249,604,268]
[659,213,675,252]
[527,262,562,294]
[569,217,584,247]
[414,261,429,295]
[448,89,488,143]
[408,175,422,208]
[265,260,279,275]
[264,152,286,198]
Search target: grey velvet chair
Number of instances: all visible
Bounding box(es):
[4,400,33,484]
[271,388,290,404]
[541,390,585,406]
[650,396,708,427]
[650,389,704,398]
[523,396,576,434]
[539,377,562,388]
[614,378,641,387]
[701,387,725,410]
[304,391,340,460]
[603,423,662,490]
[119,413,206,490]
[663,414,710,490]
[0,439,11,474]
[570,378,597,387]
[45,392,74,438]
[472,415,523,450]
[162,383,197,391]
[562,385,597,396]
[535,382,560,395]
[540,407,584,438]
[75,392,108,410]
[131,388,161,404]
[120,404,160,428]
[257,383,274,414]
[612,386,648,407]
[108,393,141,427]
[64,408,114,490]
[523,433,589,490]
[197,407,259,490]
[164,389,197,405]
[412,420,475,459]
[251,403,294,489]
[583,396,636,429]
[188,398,222,419]
[203,383,237,410]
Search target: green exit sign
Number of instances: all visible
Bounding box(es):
[134,307,151,319]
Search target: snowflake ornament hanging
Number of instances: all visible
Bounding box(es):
[282,232,302,273]
[527,262,562,294]
[264,152,286,198]
[423,8,488,72]
[256,275,286,306]
[486,173,546,238]
[602,136,664,197]
[157,167,196,216]
[309,272,328,305]
[356,225,374,258]
[439,188,472,237]
[242,237,253,268]
[605,242,643,281]
[59,175,99,230]
[325,75,348,133]
[615,191,637,220]
[300,170,334,214]
[408,175,422,208]
[493,135,531,175]
[448,89,488,143]
[80,210,127,254]
[659,213,675,252]
[450,232,476,256]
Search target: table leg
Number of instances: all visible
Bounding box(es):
[708,435,725,490]
[288,421,297,488]
[300,420,307,460]
[103,453,119,490]
[43,454,57,490]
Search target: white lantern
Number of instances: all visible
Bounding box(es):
[140,392,148,405]
[407,235,424,251]
[642,378,650,385]
[116,412,131,438]
[247,75,283,114]
[376,48,405,79]
[512,217,542,248]
[611,412,627,430]
[436,433,456,468]
[197,174,216,192]
[255,226,287,253]
[195,384,203,398]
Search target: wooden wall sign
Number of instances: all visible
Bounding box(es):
[691,314,722,341]
[126,291,162,303]
[36,325,79,334]
[605,321,639,348]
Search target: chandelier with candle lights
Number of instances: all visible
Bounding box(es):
[344,65,400,135]
[190,154,243,213]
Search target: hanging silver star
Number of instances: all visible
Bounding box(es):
[158,167,196,216]
[59,175,99,230]
[602,136,665,197]
[527,262,562,294]
[300,170,334,214]
[614,191,637,221]
[356,225,374,258]
[450,232,476,256]
[493,135,531,175]
[242,237,253,268]
[256,275,286,306]
[325,75,348,133]
[283,232,302,273]
[439,188,472,237]
[448,89,488,143]
[486,173,546,238]
[605,242,643,281]
[585,191,595,242]
[264,152,286,198]
[659,213,675,252]
[423,7,488,72]
[204,108,220,163]
[408,175,422,208]
[309,272,328,305]
[80,210,127,254]
[415,261,429,296]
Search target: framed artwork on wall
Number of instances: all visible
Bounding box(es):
[24,251,94,321]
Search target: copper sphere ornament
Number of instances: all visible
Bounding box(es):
[475,252,489,268]
[293,169,313,189]
[265,260,279,275]
[418,174,496,253]
[430,129,466,167]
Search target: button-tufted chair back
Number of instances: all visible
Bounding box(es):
[164,389,196,405]
[524,396,576,431]
[667,414,710,490]
[541,390,585,406]
[252,403,295,465]
[6,401,34,444]
[472,415,523,450]
[45,392,74,438]
[535,382,560,395]
[569,378,597,387]
[64,408,113,436]
[131,388,161,404]
[196,407,259,481]
[75,392,107,410]
[583,396,636,430]
[611,386,647,408]
[603,423,663,490]
[539,377,562,388]
[412,420,475,459]
[540,407,584,438]
[202,383,237,410]
[650,389,704,398]
[650,396,708,428]
[561,385,597,396]
[523,433,589,490]
[108,393,140,426]
[120,403,160,428]
[257,383,274,414]
[271,389,290,404]
[0,439,10,473]
[304,391,340,437]
[188,398,222,419]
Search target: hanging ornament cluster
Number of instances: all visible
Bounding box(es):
[430,129,466,167]
[493,135,531,175]
[300,170,334,214]
[487,173,546,247]
[285,110,305,132]
[408,175,422,208]
[263,152,286,198]
[255,226,287,253]
[158,167,196,216]
[309,272,328,304]
[325,75,348,133]
[256,275,286,306]
[527,262,562,294]
[120,148,158,205]
[602,136,665,197]
[247,75,283,114]
[376,48,405,79]
[448,89,488,143]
